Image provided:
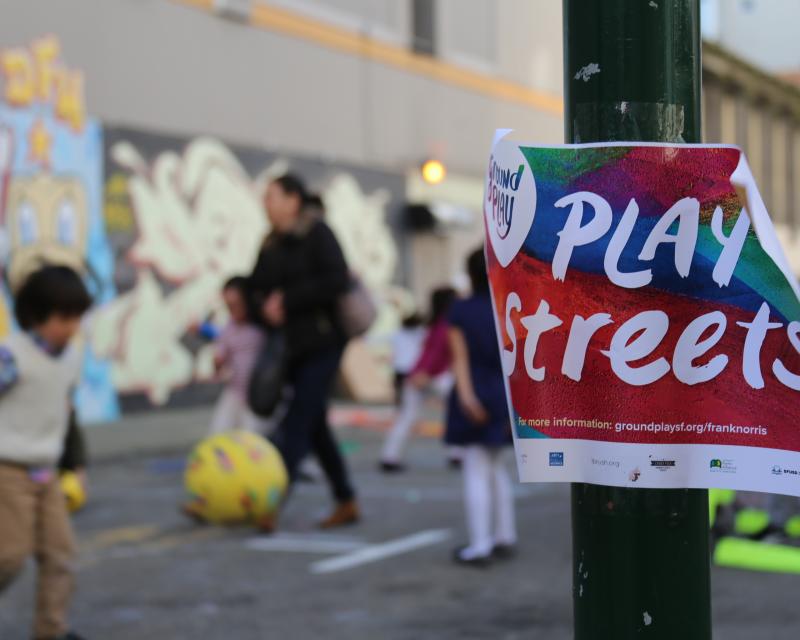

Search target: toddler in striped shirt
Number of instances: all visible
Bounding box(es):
[208,276,266,434]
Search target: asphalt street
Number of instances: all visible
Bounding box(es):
[0,407,798,639]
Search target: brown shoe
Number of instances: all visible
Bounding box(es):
[318,500,360,529]
[255,511,279,534]
[180,501,208,525]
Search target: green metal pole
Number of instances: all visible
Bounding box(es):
[563,1,711,638]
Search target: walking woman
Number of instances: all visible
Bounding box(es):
[248,174,358,530]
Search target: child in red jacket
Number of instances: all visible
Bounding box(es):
[380,287,456,471]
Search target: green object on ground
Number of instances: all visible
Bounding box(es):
[339,440,360,456]
[708,490,800,539]
[733,509,770,536]
[709,489,736,526]
[786,516,800,538]
[714,537,800,574]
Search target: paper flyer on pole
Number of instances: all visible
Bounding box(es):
[484,131,800,496]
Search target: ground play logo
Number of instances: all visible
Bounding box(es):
[489,162,523,240]
[484,139,536,267]
[549,452,564,467]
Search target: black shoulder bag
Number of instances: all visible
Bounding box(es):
[247,329,287,418]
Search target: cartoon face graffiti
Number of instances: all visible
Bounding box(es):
[4,173,88,292]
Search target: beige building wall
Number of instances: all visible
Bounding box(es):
[794,130,800,228]
[745,103,765,189]
[719,93,737,142]
[771,116,789,226]
[704,43,800,274]
[703,0,800,73]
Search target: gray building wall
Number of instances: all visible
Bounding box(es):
[704,42,800,273]
[0,0,564,178]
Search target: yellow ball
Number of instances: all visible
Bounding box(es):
[60,471,87,513]
[184,431,288,524]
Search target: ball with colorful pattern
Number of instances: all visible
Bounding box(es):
[184,430,288,524]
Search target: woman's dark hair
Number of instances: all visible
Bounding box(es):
[304,193,325,212]
[223,276,248,294]
[14,265,92,330]
[467,247,490,293]
[429,287,456,325]
[272,173,309,204]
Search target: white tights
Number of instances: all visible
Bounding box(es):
[381,375,454,463]
[381,383,424,463]
[460,445,517,559]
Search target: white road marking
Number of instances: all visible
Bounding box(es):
[309,529,452,575]
[245,535,365,554]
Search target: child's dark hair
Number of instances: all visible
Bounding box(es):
[272,173,309,204]
[467,247,490,293]
[402,312,424,329]
[14,266,92,330]
[429,287,456,325]
[223,276,248,294]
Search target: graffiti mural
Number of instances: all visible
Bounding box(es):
[1,38,408,419]
[100,128,407,411]
[0,36,118,423]
[95,134,269,408]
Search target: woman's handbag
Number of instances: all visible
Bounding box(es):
[337,275,377,338]
[247,330,287,417]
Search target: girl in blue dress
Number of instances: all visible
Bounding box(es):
[446,248,517,566]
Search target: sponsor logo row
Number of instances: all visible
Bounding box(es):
[539,452,800,480]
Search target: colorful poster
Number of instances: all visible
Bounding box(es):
[485,132,800,496]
